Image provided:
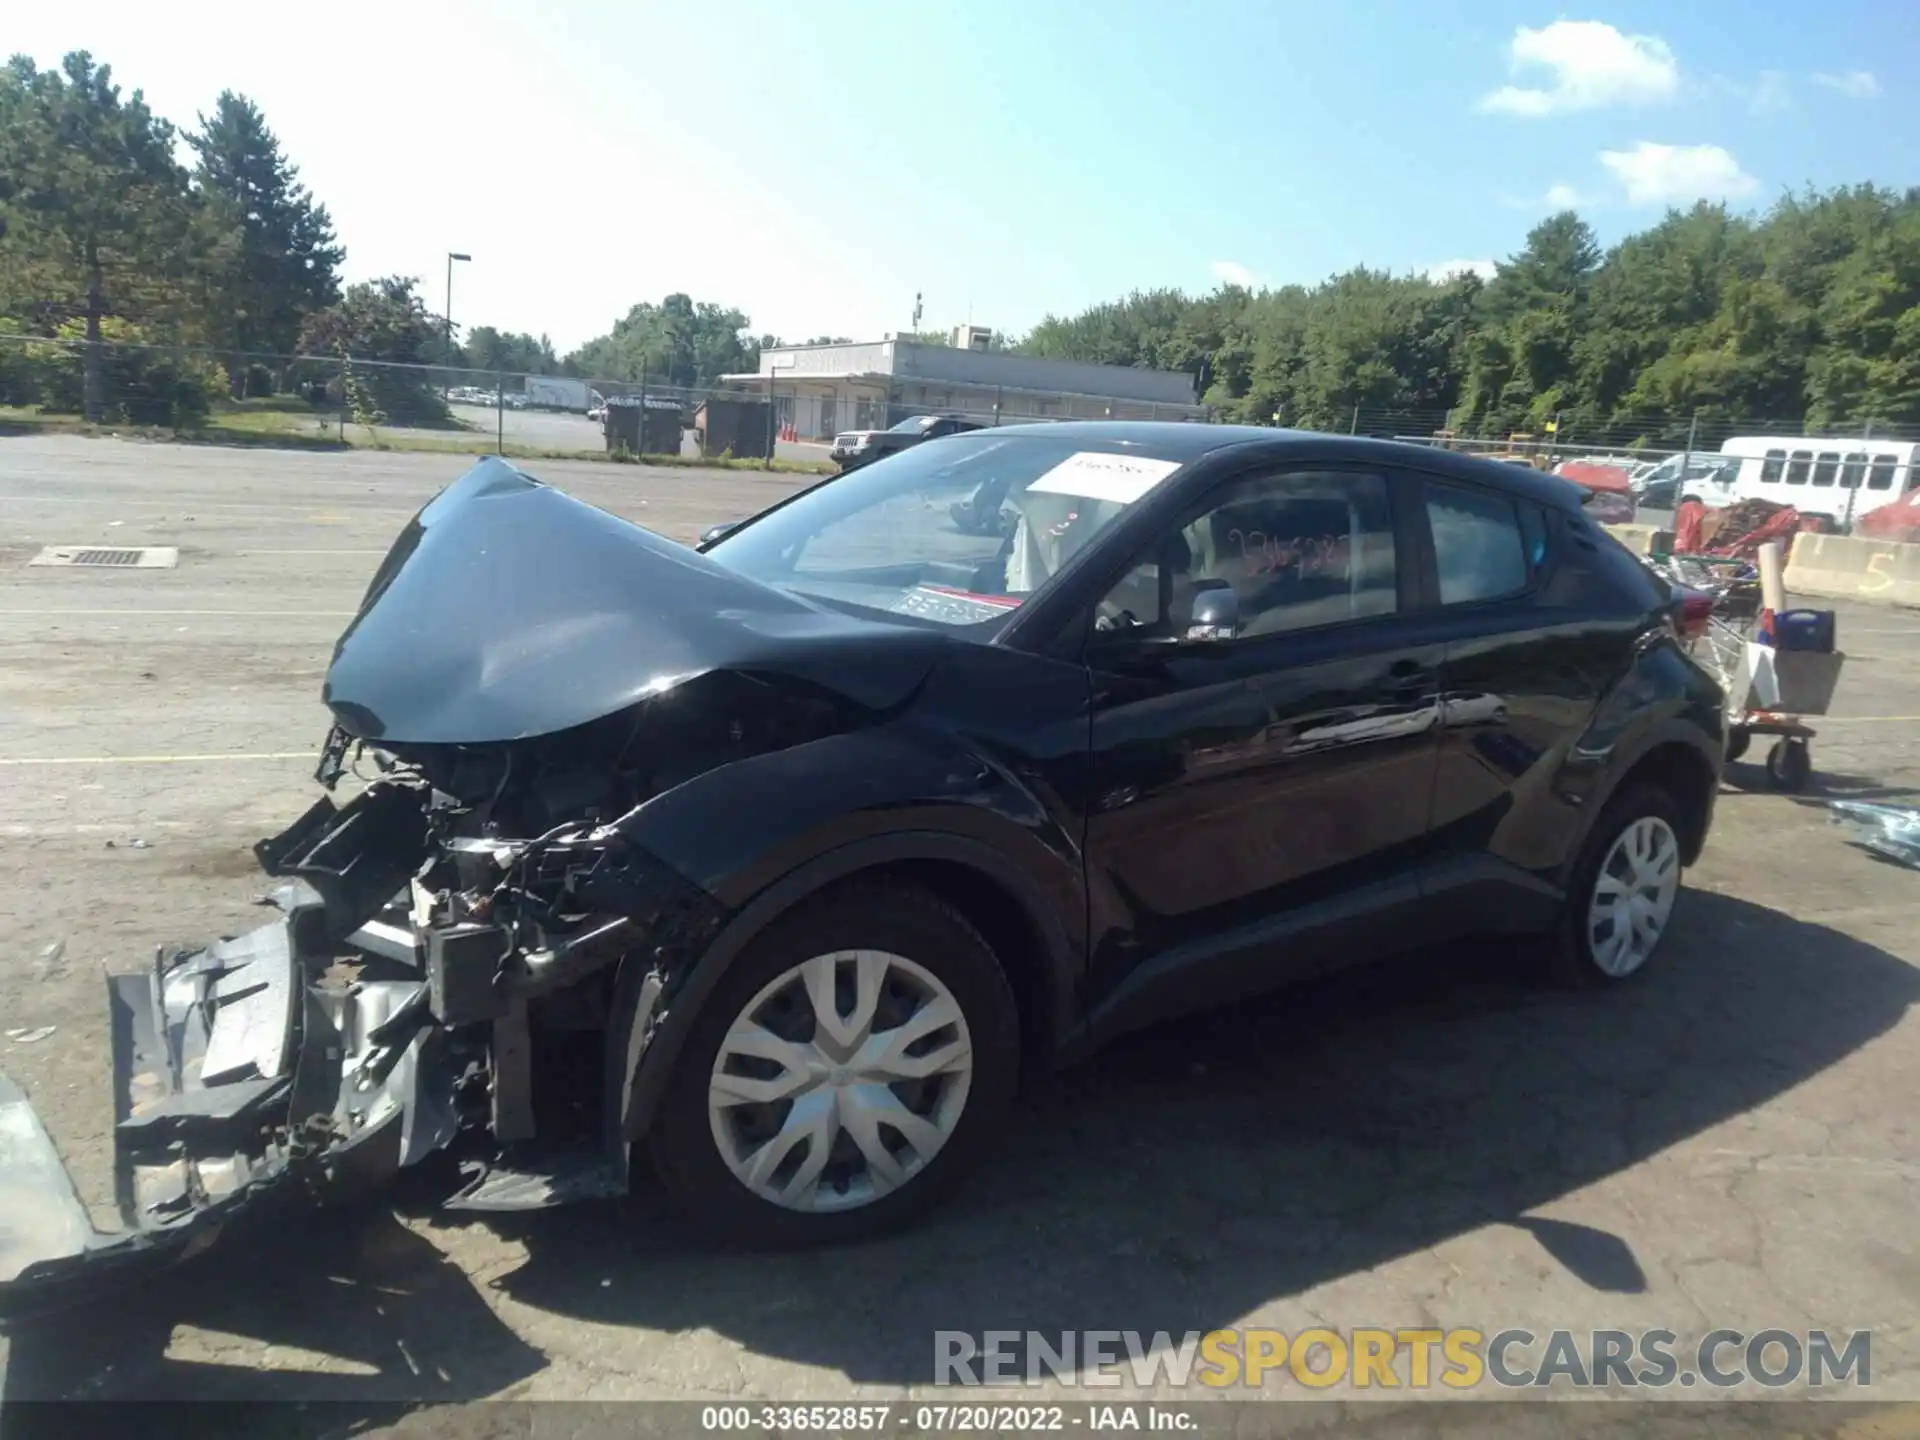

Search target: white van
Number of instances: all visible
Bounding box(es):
[1718,436,1920,523]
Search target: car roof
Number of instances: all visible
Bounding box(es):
[981,422,1590,512]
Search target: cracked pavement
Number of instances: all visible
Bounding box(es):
[1,436,1917,1430]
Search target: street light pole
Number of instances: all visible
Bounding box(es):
[445,251,471,395]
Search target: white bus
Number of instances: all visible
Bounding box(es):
[1714,436,1920,522]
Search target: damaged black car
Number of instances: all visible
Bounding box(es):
[0,423,1725,1319]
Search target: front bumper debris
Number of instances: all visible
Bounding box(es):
[0,766,708,1326]
[0,781,468,1326]
[0,883,474,1325]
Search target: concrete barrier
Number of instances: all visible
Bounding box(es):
[1602,523,1672,556]
[1784,531,1920,607]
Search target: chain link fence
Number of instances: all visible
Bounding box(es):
[3,332,1913,480]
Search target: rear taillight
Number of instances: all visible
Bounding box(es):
[1673,589,1714,639]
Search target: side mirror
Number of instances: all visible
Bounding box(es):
[1185,584,1240,642]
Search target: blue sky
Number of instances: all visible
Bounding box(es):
[9,0,1915,353]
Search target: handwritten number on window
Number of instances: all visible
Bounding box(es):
[1228,528,1350,579]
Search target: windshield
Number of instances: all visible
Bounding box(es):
[888,415,936,434]
[704,433,1192,626]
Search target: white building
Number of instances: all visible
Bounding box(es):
[727,326,1209,440]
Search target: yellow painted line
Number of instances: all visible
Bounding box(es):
[0,752,312,767]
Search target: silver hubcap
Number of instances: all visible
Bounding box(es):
[707,950,973,1212]
[1587,816,1681,977]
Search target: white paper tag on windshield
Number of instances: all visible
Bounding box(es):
[1028,451,1183,505]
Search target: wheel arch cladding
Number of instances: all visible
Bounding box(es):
[1614,740,1719,863]
[616,833,1076,1142]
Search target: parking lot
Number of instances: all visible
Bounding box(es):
[2,435,1919,1424]
[444,400,836,464]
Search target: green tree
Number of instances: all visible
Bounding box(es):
[188,91,343,387]
[296,276,450,425]
[0,52,206,418]
[459,326,558,376]
[565,293,758,387]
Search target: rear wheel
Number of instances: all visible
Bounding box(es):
[649,881,1020,1246]
[1550,784,1686,987]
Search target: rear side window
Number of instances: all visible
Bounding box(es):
[1868,455,1897,490]
[1812,452,1839,487]
[1426,484,1530,606]
[1761,450,1785,483]
[1786,451,1811,485]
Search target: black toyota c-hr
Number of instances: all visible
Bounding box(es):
[1,424,1724,1316]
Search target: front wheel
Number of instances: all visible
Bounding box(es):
[1549,784,1686,987]
[648,881,1020,1247]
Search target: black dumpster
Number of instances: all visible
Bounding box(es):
[604,396,684,456]
[693,397,773,461]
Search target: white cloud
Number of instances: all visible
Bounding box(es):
[1423,259,1499,283]
[1750,70,1794,113]
[1210,260,1257,288]
[1599,142,1760,207]
[1813,70,1881,99]
[1479,20,1680,117]
[1544,182,1587,209]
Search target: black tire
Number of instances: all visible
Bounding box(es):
[1548,783,1687,988]
[648,880,1020,1247]
[1765,738,1812,792]
[1725,729,1751,764]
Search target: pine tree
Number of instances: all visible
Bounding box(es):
[0,52,201,418]
[189,91,342,386]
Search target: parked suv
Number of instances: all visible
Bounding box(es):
[831,412,982,471]
[1,425,1724,1315]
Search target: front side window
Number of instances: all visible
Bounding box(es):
[1095,469,1398,641]
[1426,484,1531,606]
[1761,450,1786,483]
[706,433,1193,626]
[1786,451,1811,484]
[1812,452,1839,487]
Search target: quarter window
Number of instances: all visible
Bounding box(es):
[1867,455,1897,490]
[1812,452,1839,487]
[1761,450,1785,483]
[1785,451,1811,485]
[1426,485,1531,606]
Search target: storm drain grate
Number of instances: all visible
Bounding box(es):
[30,545,179,569]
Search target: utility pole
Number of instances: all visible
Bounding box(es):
[445,252,471,397]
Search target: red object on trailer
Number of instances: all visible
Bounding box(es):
[1855,490,1920,544]
[1554,460,1633,494]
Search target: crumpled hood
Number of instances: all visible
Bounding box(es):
[323,458,933,744]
